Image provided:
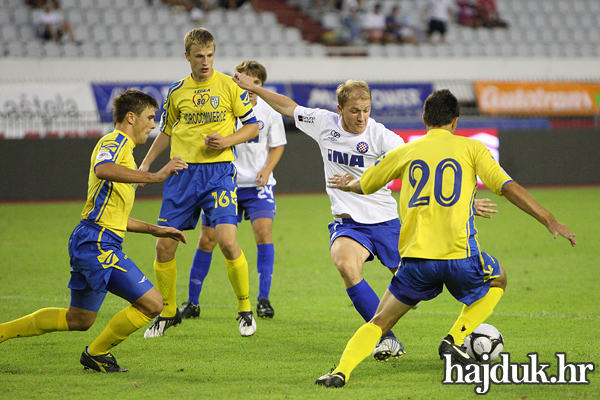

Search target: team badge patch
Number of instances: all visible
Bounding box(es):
[356,142,369,153]
[210,96,220,109]
[97,151,112,161]
[258,120,265,130]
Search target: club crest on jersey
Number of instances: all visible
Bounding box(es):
[258,120,265,130]
[96,151,112,161]
[356,141,369,153]
[210,96,220,109]
[192,93,210,109]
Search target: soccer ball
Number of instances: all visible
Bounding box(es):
[463,323,504,362]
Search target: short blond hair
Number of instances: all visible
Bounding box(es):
[336,80,371,108]
[235,60,268,85]
[184,28,216,54]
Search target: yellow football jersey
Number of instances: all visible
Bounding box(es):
[361,129,512,260]
[81,130,136,238]
[160,71,255,163]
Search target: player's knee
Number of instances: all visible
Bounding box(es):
[66,313,95,331]
[155,238,177,261]
[198,235,217,252]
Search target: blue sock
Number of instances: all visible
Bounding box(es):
[188,250,212,305]
[256,243,274,301]
[346,279,396,339]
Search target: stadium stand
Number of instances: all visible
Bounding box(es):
[0,0,599,58]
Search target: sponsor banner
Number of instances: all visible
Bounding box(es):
[290,83,433,118]
[475,81,600,116]
[0,81,100,138]
[387,128,499,191]
[91,82,287,123]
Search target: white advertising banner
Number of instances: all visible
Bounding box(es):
[0,81,104,139]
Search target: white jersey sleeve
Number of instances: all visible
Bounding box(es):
[234,99,287,187]
[294,106,404,224]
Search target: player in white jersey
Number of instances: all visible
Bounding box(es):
[232,76,408,360]
[180,61,287,320]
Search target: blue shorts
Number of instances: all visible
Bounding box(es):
[158,162,238,230]
[68,220,154,312]
[327,218,401,270]
[202,185,276,227]
[388,253,501,307]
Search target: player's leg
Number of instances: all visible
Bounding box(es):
[154,237,180,318]
[0,306,85,344]
[316,289,413,387]
[150,165,201,326]
[447,255,506,345]
[84,259,158,371]
[181,218,217,319]
[252,217,275,317]
[215,222,256,336]
[441,254,506,363]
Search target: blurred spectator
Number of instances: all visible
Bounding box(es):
[457,0,482,28]
[423,0,457,44]
[37,0,76,42]
[477,0,508,28]
[341,0,364,45]
[384,6,419,45]
[361,3,386,44]
[220,0,247,10]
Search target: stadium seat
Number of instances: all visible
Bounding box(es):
[115,41,133,57]
[132,42,151,57]
[91,25,109,44]
[155,9,172,26]
[63,42,80,57]
[225,10,242,26]
[12,8,31,25]
[145,25,163,44]
[249,26,266,45]
[84,9,102,26]
[80,44,98,57]
[109,25,126,43]
[1,25,19,42]
[120,10,136,26]
[151,42,169,58]
[102,8,120,26]
[25,41,43,57]
[97,42,115,57]
[206,9,225,26]
[367,44,384,57]
[163,25,180,45]
[79,0,96,9]
[284,27,303,44]
[43,41,63,57]
[6,41,25,57]
[265,25,283,45]
[260,12,278,26]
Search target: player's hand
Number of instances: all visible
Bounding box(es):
[155,157,188,182]
[154,226,187,244]
[327,173,362,193]
[546,220,576,247]
[255,170,270,187]
[474,198,498,218]
[232,72,255,91]
[205,133,229,150]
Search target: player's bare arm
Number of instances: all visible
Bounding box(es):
[473,199,498,218]
[232,73,298,118]
[327,173,364,194]
[501,181,576,246]
[126,218,187,244]
[255,145,285,186]
[95,156,188,184]
[204,123,259,150]
[139,131,171,172]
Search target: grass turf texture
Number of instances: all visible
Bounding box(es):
[0,188,598,400]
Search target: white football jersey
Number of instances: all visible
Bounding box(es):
[235,98,287,187]
[294,106,405,224]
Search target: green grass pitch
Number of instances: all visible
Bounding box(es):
[0,188,598,399]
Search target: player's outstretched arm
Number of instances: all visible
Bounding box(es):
[126,218,187,243]
[327,173,364,194]
[95,156,188,184]
[232,73,298,118]
[474,198,498,218]
[501,181,576,246]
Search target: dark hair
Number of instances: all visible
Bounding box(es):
[112,89,159,124]
[235,60,268,84]
[423,89,460,127]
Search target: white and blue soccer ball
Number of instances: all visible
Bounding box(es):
[463,323,504,362]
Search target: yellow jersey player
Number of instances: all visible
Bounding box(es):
[316,89,576,388]
[0,89,188,372]
[139,28,260,338]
